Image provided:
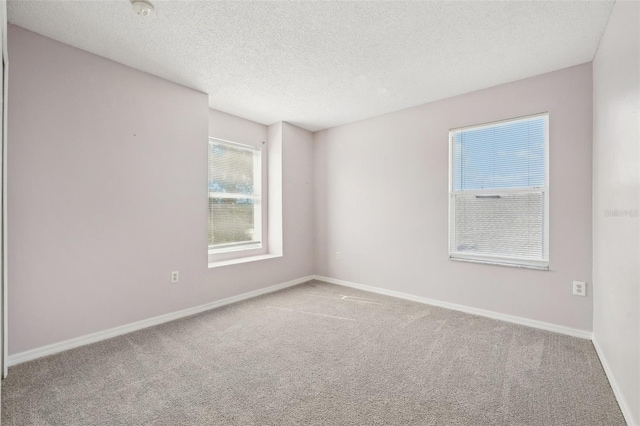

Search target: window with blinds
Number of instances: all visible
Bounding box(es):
[449,113,549,269]
[208,138,262,253]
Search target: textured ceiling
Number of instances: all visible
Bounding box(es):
[8,1,614,132]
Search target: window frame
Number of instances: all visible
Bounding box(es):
[447,113,550,270]
[208,137,267,262]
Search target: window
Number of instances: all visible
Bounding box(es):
[208,138,262,255]
[449,113,549,269]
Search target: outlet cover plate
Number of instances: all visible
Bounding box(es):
[573,281,586,296]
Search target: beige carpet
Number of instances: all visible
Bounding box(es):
[2,280,625,425]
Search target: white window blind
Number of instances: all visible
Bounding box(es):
[208,138,262,253]
[449,114,549,269]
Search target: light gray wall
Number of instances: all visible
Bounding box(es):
[7,25,314,355]
[314,64,594,332]
[592,0,640,423]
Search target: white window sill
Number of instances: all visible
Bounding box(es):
[208,253,282,269]
[449,256,549,271]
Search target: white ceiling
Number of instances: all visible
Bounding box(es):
[8,0,614,132]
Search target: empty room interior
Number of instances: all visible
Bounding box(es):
[0,0,638,424]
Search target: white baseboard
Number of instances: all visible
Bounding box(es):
[8,275,314,367]
[592,336,637,426]
[312,275,593,340]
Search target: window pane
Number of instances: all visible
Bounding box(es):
[208,197,258,246]
[453,116,546,190]
[208,142,255,195]
[452,192,544,260]
[208,139,261,250]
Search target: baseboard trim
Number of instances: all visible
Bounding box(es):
[592,336,637,426]
[312,275,593,340]
[8,275,314,367]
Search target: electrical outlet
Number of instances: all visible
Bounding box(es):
[573,281,586,296]
[335,251,341,260]
[171,271,179,283]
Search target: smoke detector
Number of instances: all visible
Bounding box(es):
[132,1,155,17]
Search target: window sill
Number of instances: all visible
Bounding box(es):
[449,256,549,271]
[208,253,282,269]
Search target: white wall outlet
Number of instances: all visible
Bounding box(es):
[335,251,341,260]
[573,281,586,296]
[171,271,179,283]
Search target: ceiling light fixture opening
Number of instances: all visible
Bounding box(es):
[132,1,155,17]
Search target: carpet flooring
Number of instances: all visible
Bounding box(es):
[1,280,625,425]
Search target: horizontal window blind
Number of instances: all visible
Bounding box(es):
[452,192,544,259]
[208,139,261,250]
[450,114,548,267]
[452,116,546,190]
